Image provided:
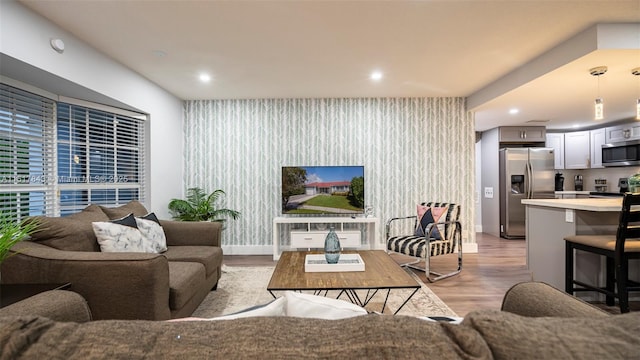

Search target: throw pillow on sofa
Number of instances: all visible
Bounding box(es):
[171,291,368,321]
[93,213,149,253]
[135,212,167,253]
[415,204,448,239]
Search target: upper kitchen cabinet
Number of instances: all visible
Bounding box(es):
[545,133,564,169]
[605,122,640,143]
[564,130,590,169]
[590,128,605,168]
[499,126,546,143]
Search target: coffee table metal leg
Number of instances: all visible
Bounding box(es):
[391,287,420,315]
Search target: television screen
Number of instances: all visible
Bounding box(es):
[282,166,365,215]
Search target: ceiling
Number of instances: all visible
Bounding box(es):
[16,0,640,131]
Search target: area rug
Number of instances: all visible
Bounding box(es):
[192,265,457,318]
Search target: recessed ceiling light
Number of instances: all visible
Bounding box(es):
[370,71,383,81]
[509,108,519,115]
[199,73,211,83]
[572,124,580,128]
[152,50,167,58]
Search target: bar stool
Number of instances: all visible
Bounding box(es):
[564,192,640,313]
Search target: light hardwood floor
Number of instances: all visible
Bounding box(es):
[222,232,635,316]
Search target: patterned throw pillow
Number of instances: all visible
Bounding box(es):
[415,205,449,240]
[92,213,149,252]
[135,212,167,253]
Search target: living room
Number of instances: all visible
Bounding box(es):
[1,2,640,357]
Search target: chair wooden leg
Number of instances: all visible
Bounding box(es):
[605,257,615,306]
[565,242,574,295]
[617,258,630,314]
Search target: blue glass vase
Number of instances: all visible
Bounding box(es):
[324,227,341,264]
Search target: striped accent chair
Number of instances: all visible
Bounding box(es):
[386,202,462,282]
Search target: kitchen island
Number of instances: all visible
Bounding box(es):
[521,197,639,301]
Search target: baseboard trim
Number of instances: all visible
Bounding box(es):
[222,245,273,255]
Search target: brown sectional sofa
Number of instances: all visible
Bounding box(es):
[0,282,639,359]
[0,201,223,320]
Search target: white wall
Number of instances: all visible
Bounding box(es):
[0,1,182,218]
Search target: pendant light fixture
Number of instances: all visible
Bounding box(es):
[590,66,607,120]
[633,67,640,120]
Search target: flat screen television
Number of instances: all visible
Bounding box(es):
[281,166,364,215]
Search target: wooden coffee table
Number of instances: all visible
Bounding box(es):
[267,250,420,314]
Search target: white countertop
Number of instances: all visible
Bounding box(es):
[521,198,622,212]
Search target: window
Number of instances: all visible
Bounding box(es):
[57,103,146,216]
[0,84,56,219]
[0,83,146,218]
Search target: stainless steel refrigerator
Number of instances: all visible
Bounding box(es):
[499,148,555,239]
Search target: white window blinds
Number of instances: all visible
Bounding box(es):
[0,83,56,219]
[57,103,145,216]
[0,82,146,218]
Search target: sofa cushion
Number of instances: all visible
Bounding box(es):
[464,310,640,360]
[28,204,108,252]
[168,261,206,310]
[99,200,148,219]
[163,246,222,277]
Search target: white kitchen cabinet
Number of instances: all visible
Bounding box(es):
[564,131,590,169]
[590,128,605,168]
[605,122,640,143]
[545,133,564,169]
[499,126,546,143]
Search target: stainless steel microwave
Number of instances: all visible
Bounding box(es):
[602,139,640,167]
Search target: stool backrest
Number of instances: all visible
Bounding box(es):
[616,193,640,254]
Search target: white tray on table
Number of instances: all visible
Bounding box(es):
[304,254,365,272]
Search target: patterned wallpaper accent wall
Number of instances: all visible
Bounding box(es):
[183,97,475,253]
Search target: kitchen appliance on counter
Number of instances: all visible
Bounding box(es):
[619,178,629,193]
[499,148,555,239]
[574,175,583,191]
[554,173,564,191]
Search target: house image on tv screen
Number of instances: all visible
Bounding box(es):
[305,181,350,195]
[282,166,364,215]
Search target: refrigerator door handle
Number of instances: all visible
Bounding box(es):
[526,162,533,199]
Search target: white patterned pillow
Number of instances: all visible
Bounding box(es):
[135,212,167,253]
[93,214,148,252]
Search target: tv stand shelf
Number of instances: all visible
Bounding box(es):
[272,216,381,260]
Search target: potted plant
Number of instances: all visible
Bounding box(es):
[168,187,240,223]
[0,214,39,265]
